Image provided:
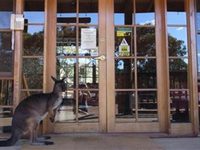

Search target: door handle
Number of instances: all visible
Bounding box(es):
[94,55,106,61]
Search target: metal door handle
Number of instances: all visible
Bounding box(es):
[94,55,106,61]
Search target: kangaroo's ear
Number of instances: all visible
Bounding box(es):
[51,76,57,82]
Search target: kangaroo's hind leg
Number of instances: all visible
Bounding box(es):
[27,119,54,145]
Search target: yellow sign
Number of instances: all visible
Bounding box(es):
[117,31,126,37]
[119,38,130,56]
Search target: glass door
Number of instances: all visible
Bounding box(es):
[107,0,159,132]
[54,0,106,132]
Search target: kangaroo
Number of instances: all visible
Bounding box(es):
[0,76,66,146]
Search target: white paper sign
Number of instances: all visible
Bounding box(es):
[81,28,96,49]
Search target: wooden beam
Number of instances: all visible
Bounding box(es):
[43,0,57,134]
[155,0,170,133]
[186,0,199,135]
[13,0,24,109]
[99,0,107,132]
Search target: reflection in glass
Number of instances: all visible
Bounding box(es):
[136,27,155,56]
[0,0,13,28]
[115,27,133,57]
[169,58,188,89]
[79,0,98,24]
[138,91,157,122]
[137,59,156,88]
[56,90,76,123]
[115,59,135,89]
[78,91,99,122]
[197,34,200,71]
[0,107,12,117]
[79,27,98,56]
[168,27,188,56]
[135,0,155,25]
[0,107,12,133]
[57,58,76,88]
[170,91,189,122]
[0,79,13,105]
[22,58,43,89]
[79,58,99,87]
[167,0,186,25]
[114,0,133,25]
[57,26,76,56]
[0,32,13,72]
[57,0,76,23]
[24,0,44,23]
[197,1,200,30]
[197,15,200,30]
[116,91,135,122]
[23,25,44,56]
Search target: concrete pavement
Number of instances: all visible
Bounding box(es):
[0,133,200,150]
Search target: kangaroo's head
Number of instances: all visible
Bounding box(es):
[51,76,67,95]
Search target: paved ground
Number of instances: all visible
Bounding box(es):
[0,133,200,150]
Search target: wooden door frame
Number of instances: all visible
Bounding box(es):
[106,0,161,133]
[12,0,199,134]
[44,0,108,133]
[106,0,199,134]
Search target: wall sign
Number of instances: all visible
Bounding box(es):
[10,14,24,30]
[119,38,130,56]
[81,28,96,50]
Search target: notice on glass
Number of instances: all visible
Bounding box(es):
[81,28,96,49]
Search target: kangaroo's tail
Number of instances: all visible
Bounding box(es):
[0,129,22,147]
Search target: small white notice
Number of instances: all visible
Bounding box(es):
[81,28,96,49]
[119,38,130,56]
[10,14,24,30]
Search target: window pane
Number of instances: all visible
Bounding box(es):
[167,0,186,25]
[79,0,98,24]
[0,107,12,133]
[56,90,76,123]
[24,0,44,23]
[0,0,13,28]
[138,91,158,122]
[169,58,188,89]
[170,91,189,122]
[0,32,13,73]
[116,91,135,122]
[57,0,76,23]
[57,58,76,89]
[23,25,44,56]
[137,59,157,89]
[57,26,76,56]
[78,90,99,123]
[135,0,155,25]
[168,27,188,57]
[115,59,135,89]
[115,27,134,57]
[22,58,43,89]
[78,58,99,88]
[0,79,13,105]
[136,27,155,56]
[197,0,200,30]
[114,0,133,25]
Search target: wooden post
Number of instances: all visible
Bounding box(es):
[13,0,24,110]
[186,0,199,135]
[155,0,170,133]
[43,0,57,134]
